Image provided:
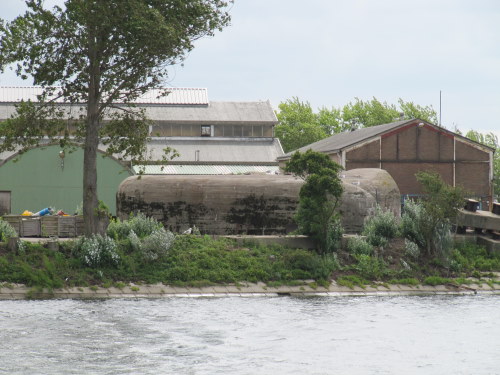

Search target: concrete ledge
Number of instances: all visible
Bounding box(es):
[1,281,498,300]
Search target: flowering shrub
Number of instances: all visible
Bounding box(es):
[74,234,120,268]
[127,228,175,261]
[108,212,163,240]
[0,219,17,242]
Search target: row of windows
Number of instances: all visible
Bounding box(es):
[151,124,274,137]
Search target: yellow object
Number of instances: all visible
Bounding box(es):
[21,210,33,216]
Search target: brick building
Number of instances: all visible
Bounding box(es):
[277,119,495,207]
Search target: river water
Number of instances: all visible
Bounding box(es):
[1,295,499,375]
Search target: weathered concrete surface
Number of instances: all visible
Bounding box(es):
[1,281,498,299]
[457,209,500,231]
[340,168,401,232]
[117,169,401,235]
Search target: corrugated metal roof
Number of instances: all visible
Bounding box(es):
[0,99,277,125]
[133,164,280,175]
[0,87,208,105]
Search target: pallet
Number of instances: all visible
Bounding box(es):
[41,216,59,237]
[20,217,41,237]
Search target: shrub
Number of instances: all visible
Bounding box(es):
[73,234,120,268]
[362,205,399,247]
[404,239,420,259]
[353,254,387,280]
[107,212,163,240]
[139,228,175,261]
[325,218,343,253]
[0,219,17,242]
[347,235,373,256]
[400,200,426,249]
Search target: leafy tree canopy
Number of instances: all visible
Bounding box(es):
[413,170,465,257]
[285,149,344,253]
[0,0,232,234]
[465,130,499,200]
[275,96,438,153]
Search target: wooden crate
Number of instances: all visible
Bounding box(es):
[21,217,41,237]
[3,216,21,236]
[75,216,84,236]
[41,216,59,237]
[58,216,76,237]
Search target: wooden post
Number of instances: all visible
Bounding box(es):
[7,237,18,252]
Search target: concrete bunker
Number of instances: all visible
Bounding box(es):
[116,168,400,234]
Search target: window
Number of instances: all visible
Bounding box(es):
[201,125,211,137]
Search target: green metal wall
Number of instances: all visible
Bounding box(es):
[0,145,133,215]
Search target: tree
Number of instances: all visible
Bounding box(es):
[465,130,499,201]
[406,171,465,258]
[285,149,343,253]
[275,96,438,153]
[0,0,232,235]
[274,97,327,153]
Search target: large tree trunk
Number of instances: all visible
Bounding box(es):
[83,30,101,236]
[83,111,99,236]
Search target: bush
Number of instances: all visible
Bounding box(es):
[353,254,388,280]
[325,218,343,253]
[400,200,425,249]
[347,235,373,256]
[362,205,399,247]
[404,239,420,259]
[107,212,163,240]
[131,228,175,261]
[73,234,120,268]
[0,219,17,242]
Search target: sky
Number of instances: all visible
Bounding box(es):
[1,0,499,138]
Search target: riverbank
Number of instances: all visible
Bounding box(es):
[2,279,499,299]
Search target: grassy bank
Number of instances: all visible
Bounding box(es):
[0,234,498,291]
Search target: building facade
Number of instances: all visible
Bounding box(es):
[0,87,283,215]
[277,119,495,207]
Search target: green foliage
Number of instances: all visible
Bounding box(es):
[73,234,120,268]
[0,0,232,235]
[465,130,499,200]
[347,235,373,256]
[275,96,437,153]
[352,254,388,280]
[389,277,419,286]
[130,228,176,262]
[275,97,328,152]
[423,276,451,286]
[107,212,163,240]
[285,150,343,253]
[362,205,399,248]
[400,200,426,249]
[337,275,367,289]
[402,171,465,259]
[0,219,17,242]
[451,243,500,274]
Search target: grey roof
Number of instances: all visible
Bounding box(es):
[278,120,412,160]
[133,164,280,175]
[0,100,277,125]
[277,119,496,160]
[143,101,277,124]
[0,86,208,105]
[144,137,283,163]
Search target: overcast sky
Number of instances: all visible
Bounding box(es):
[1,0,499,137]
